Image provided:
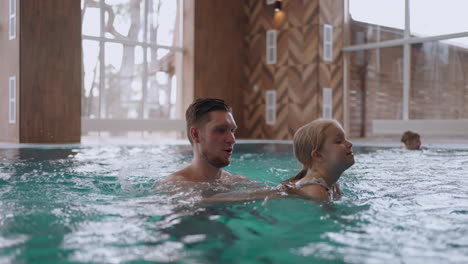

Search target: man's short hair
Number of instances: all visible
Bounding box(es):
[401,130,420,143]
[185,98,232,144]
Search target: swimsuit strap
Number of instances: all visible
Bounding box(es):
[278,177,336,199]
[295,177,329,190]
[295,178,333,197]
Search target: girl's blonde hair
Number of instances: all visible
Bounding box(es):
[282,119,342,186]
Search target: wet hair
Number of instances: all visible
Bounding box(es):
[282,119,343,186]
[401,131,420,144]
[185,98,232,144]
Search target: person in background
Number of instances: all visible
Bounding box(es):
[400,131,422,150]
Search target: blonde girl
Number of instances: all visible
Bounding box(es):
[280,119,354,201]
[203,119,354,203]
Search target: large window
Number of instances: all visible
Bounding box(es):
[81,0,184,135]
[349,0,405,45]
[345,0,468,137]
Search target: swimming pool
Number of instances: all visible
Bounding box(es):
[0,143,467,263]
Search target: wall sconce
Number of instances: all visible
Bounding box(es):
[274,0,282,12]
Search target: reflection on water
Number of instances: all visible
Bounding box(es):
[0,145,467,263]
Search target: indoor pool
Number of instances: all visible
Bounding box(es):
[0,143,467,263]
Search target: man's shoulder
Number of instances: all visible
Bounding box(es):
[221,171,255,183]
[164,169,191,183]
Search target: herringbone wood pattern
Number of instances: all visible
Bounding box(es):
[319,63,344,122]
[275,66,289,104]
[242,0,343,139]
[319,0,344,27]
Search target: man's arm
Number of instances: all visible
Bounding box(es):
[232,174,257,182]
[202,189,282,203]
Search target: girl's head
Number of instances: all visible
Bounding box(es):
[401,131,421,150]
[293,119,354,173]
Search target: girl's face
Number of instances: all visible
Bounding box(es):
[319,124,355,171]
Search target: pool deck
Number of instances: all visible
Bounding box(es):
[1,136,468,149]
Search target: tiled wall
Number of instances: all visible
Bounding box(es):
[241,0,344,139]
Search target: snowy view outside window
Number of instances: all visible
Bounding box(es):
[81,0,183,123]
[349,0,468,47]
[346,0,468,129]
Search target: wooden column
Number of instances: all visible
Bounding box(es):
[186,0,246,130]
[0,0,81,143]
[0,0,20,142]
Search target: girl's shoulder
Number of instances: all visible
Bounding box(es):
[281,177,331,200]
[295,177,329,189]
[294,183,330,200]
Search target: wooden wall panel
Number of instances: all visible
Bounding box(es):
[318,0,344,124]
[275,66,289,104]
[303,25,319,64]
[277,30,289,66]
[242,104,265,139]
[245,32,265,106]
[241,0,343,139]
[246,0,274,37]
[193,0,246,135]
[264,103,289,139]
[319,0,344,27]
[0,0,20,142]
[19,0,81,143]
[319,63,344,122]
[288,64,320,135]
[288,27,304,65]
[303,0,319,25]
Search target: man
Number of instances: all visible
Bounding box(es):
[164,98,250,184]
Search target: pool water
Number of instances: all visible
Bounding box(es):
[0,144,467,263]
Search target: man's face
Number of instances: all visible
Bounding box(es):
[198,111,237,168]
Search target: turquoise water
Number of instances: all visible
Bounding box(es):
[0,144,468,263]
